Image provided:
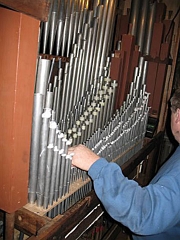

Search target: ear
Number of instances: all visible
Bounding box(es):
[175,108,180,123]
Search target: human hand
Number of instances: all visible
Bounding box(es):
[68,144,100,171]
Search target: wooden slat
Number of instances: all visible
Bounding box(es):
[0,0,51,21]
[15,208,51,236]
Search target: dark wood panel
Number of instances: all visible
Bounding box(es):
[0,0,51,21]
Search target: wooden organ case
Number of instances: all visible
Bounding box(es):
[0,0,179,239]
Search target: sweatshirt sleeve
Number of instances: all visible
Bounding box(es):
[88,158,180,235]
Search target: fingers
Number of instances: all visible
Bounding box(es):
[68,145,78,155]
[68,146,75,154]
[68,144,84,154]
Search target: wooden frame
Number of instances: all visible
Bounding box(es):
[0,0,51,21]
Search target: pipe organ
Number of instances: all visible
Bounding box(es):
[0,0,179,238]
[27,0,151,218]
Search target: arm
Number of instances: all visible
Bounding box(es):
[69,145,180,235]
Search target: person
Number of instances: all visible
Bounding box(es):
[68,88,180,240]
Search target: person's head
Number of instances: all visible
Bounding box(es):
[170,88,180,143]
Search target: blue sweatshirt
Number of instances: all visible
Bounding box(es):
[88,146,180,239]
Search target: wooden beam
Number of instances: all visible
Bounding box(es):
[4,212,15,240]
[0,0,51,21]
[15,208,51,236]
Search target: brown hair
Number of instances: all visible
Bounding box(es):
[170,88,180,112]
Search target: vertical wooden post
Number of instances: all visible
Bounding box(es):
[5,212,15,240]
[0,7,39,213]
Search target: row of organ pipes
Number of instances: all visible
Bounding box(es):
[28,0,170,218]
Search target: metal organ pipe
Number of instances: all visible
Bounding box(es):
[42,1,53,54]
[136,0,149,53]
[66,10,75,57]
[35,58,51,101]
[143,1,157,55]
[49,0,59,55]
[61,0,72,56]
[36,108,52,207]
[93,0,109,81]
[99,0,117,76]
[56,0,66,56]
[28,93,43,204]
[129,0,140,37]
[129,0,156,56]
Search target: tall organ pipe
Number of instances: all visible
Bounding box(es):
[90,5,104,84]
[141,61,148,85]
[99,0,117,76]
[87,17,99,85]
[136,0,149,53]
[67,12,75,57]
[76,44,87,102]
[49,146,59,205]
[59,62,69,121]
[68,56,78,112]
[93,0,109,81]
[54,133,63,201]
[107,0,117,55]
[143,1,157,55]
[93,0,101,12]
[129,0,140,37]
[55,77,62,123]
[72,1,80,45]
[87,10,93,25]
[28,93,43,204]
[56,0,66,56]
[45,91,53,109]
[73,11,80,45]
[36,108,52,207]
[81,26,94,94]
[61,0,72,56]
[82,8,88,29]
[73,48,84,107]
[49,0,59,55]
[109,80,118,117]
[43,119,57,208]
[43,144,54,209]
[35,58,51,105]
[42,1,53,54]
[63,54,74,120]
[78,10,84,34]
